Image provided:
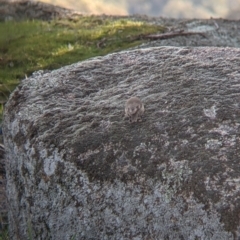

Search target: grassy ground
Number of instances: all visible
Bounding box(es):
[0,16,164,121]
[0,15,164,239]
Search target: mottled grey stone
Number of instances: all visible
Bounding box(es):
[3,46,240,239]
[0,0,83,21]
[135,19,240,49]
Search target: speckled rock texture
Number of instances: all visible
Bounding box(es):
[3,46,240,239]
[136,18,240,49]
[0,0,83,21]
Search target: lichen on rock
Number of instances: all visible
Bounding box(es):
[3,46,240,239]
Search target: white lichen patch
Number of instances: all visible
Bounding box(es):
[100,120,112,131]
[43,157,57,176]
[78,148,100,163]
[180,139,189,146]
[205,139,222,150]
[210,124,236,136]
[161,158,192,200]
[43,149,62,176]
[203,105,217,119]
[11,119,20,137]
[187,24,215,32]
[226,178,240,189]
[223,135,236,147]
[186,20,217,32]
[133,142,147,157]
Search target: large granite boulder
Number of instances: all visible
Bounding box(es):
[3,46,240,239]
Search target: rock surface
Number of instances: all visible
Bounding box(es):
[136,18,240,49]
[3,46,240,239]
[0,0,83,21]
[2,2,240,239]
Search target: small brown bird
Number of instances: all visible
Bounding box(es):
[125,97,144,123]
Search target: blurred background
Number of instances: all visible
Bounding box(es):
[40,0,240,19]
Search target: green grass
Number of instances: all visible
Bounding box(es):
[0,229,9,240]
[0,211,8,240]
[0,16,164,107]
